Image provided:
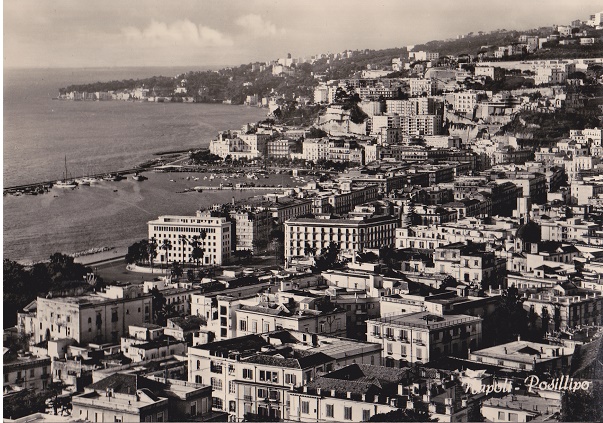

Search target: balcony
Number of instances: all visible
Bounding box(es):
[398,337,410,343]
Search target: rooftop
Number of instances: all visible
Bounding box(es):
[483,394,561,418]
[369,311,481,330]
[303,363,411,397]
[86,373,166,396]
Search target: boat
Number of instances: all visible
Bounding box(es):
[132,172,145,181]
[74,178,90,186]
[82,176,100,184]
[103,173,121,181]
[55,156,78,189]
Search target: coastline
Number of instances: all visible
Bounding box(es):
[4,169,305,264]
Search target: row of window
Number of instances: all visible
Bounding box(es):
[300,402,368,421]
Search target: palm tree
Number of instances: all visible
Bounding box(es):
[147,237,158,273]
[178,234,188,268]
[200,229,207,266]
[190,235,203,270]
[160,239,172,270]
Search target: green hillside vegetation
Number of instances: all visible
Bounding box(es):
[502,110,601,140]
[58,24,602,103]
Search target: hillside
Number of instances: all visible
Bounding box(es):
[58,21,603,103]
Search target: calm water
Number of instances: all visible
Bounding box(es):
[3,67,268,262]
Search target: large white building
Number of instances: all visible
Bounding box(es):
[366,311,483,366]
[284,215,398,260]
[188,330,382,420]
[302,138,330,162]
[148,211,232,266]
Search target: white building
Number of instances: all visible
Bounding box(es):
[148,211,232,266]
[284,215,398,260]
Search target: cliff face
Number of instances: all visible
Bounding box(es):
[316,106,367,135]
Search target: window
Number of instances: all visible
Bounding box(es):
[259,370,278,383]
[257,388,267,398]
[252,321,258,333]
[263,322,270,332]
[362,410,371,422]
[212,397,223,410]
[509,412,519,421]
[190,402,197,416]
[229,401,236,413]
[211,377,222,391]
[301,401,310,414]
[229,381,236,394]
[243,368,253,380]
[387,343,393,354]
[498,412,505,420]
[114,417,122,423]
[240,320,247,331]
[344,407,353,420]
[156,412,164,422]
[210,361,223,374]
[111,309,118,322]
[326,404,334,418]
[285,373,296,385]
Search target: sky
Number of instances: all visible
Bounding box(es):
[4,0,602,69]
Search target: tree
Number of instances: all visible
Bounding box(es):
[150,287,177,326]
[160,239,172,270]
[313,242,341,272]
[304,242,317,257]
[481,285,528,346]
[560,382,603,422]
[541,306,550,335]
[125,239,150,265]
[147,237,158,273]
[171,261,183,279]
[190,235,204,270]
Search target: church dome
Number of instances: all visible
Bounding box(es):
[515,221,541,243]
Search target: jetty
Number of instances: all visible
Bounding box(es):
[3,167,143,196]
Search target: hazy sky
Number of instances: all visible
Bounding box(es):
[4,0,602,68]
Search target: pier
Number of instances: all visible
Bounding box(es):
[3,168,143,195]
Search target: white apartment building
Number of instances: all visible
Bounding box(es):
[313,85,329,104]
[386,98,436,115]
[409,51,439,61]
[409,78,435,96]
[453,92,479,114]
[188,331,382,419]
[148,211,232,266]
[570,128,603,146]
[366,311,482,366]
[284,215,398,260]
[302,138,330,162]
[18,289,153,345]
[395,219,512,250]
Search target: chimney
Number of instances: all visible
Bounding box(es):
[347,391,352,399]
[331,389,336,397]
[317,388,322,396]
[303,386,308,393]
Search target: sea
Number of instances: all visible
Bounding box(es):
[3,67,269,263]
